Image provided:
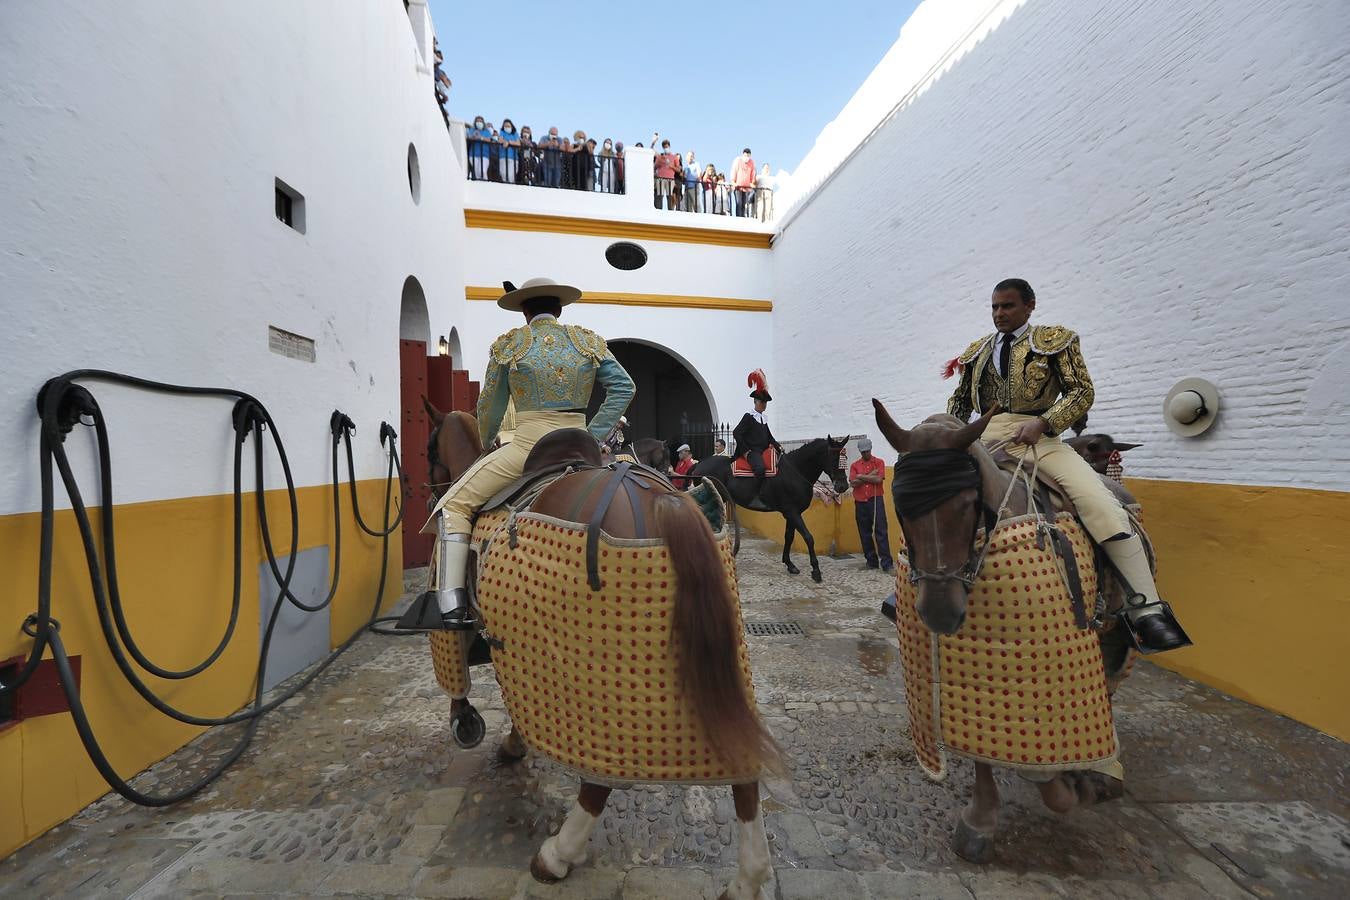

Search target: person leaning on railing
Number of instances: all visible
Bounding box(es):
[540,127,563,188]
[499,119,521,184]
[683,152,699,211]
[700,163,717,213]
[597,139,618,192]
[571,130,593,191]
[518,126,539,185]
[755,163,775,221]
[467,115,491,180]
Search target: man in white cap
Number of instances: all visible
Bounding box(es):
[671,443,697,490]
[848,438,893,573]
[410,278,634,631]
[945,278,1188,653]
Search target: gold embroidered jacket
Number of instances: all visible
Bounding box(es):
[946,324,1093,435]
[477,316,634,447]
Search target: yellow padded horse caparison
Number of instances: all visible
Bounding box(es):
[894,512,1120,782]
[429,506,760,785]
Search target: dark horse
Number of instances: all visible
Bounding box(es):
[691,438,849,582]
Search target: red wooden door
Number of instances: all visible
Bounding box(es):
[399,340,433,568]
[426,355,455,417]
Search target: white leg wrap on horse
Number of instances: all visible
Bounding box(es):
[435,525,471,616]
[723,815,772,900]
[536,802,598,879]
[1103,534,1162,621]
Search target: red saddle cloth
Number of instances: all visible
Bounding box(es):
[733,448,779,477]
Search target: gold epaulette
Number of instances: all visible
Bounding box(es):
[489,326,532,367]
[958,334,994,364]
[565,324,609,362]
[1028,324,1077,355]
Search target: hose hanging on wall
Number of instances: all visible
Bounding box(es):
[1,370,413,807]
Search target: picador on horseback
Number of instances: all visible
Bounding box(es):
[945,277,1190,653]
[406,276,634,631]
[733,369,783,496]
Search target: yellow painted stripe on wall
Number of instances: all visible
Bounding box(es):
[0,481,403,858]
[739,474,1350,742]
[463,208,774,250]
[465,285,772,313]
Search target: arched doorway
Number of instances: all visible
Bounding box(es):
[587,340,717,457]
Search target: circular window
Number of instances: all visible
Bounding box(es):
[605,241,647,270]
[407,143,421,205]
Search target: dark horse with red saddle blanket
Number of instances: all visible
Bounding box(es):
[690,439,849,582]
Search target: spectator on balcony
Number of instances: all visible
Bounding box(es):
[731,148,756,217]
[538,127,563,188]
[487,126,503,181]
[468,116,491,181]
[683,152,699,211]
[614,141,626,193]
[498,119,521,184]
[571,130,593,191]
[715,172,730,215]
[755,163,775,221]
[433,42,451,126]
[597,139,618,193]
[700,163,717,213]
[654,139,678,210]
[517,126,539,185]
[670,149,685,210]
[585,138,600,189]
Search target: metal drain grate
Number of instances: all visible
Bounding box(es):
[745,621,804,637]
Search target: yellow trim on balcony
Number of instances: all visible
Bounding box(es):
[463,209,774,250]
[465,286,772,313]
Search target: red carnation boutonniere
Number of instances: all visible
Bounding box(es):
[941,357,964,380]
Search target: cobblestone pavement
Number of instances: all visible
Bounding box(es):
[3,535,1347,898]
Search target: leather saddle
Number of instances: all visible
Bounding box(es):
[732,447,779,478]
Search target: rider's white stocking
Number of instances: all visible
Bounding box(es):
[1103,533,1162,621]
[722,814,772,900]
[535,801,598,879]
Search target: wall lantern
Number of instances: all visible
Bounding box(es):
[1163,377,1219,437]
[438,336,450,357]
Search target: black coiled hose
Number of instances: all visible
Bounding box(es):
[1,370,413,806]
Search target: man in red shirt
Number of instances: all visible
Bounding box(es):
[849,438,893,572]
[672,443,697,490]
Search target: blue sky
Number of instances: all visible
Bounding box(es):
[427,0,922,175]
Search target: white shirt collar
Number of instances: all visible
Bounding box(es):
[528,313,558,323]
[996,323,1029,346]
[749,409,767,423]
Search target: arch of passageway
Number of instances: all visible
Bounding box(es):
[587,338,718,456]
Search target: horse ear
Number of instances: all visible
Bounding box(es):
[422,394,445,425]
[871,399,909,453]
[1115,441,1142,452]
[949,404,1001,449]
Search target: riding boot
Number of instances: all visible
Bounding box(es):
[435,531,476,630]
[1103,534,1190,653]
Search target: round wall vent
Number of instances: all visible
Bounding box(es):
[605,241,648,270]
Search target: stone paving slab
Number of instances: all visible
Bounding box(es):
[1,537,1347,899]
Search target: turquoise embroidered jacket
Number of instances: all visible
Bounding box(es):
[476,315,635,448]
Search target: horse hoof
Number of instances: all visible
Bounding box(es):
[530,852,565,884]
[811,570,823,583]
[497,730,528,762]
[1070,771,1125,806]
[785,565,800,575]
[952,819,996,864]
[450,706,486,749]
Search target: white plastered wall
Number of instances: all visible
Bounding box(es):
[0,0,470,512]
[771,0,1350,490]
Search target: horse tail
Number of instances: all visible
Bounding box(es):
[654,492,782,774]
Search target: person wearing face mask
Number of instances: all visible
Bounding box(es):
[683,151,699,211]
[597,139,617,192]
[499,119,520,184]
[701,163,717,214]
[571,130,592,191]
[468,116,491,181]
[755,163,775,221]
[518,126,538,186]
[614,141,626,193]
[730,147,757,218]
[538,127,562,188]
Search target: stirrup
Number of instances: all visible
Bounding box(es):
[394,591,478,632]
[1117,596,1192,654]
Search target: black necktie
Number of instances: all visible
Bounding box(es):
[999,334,1012,378]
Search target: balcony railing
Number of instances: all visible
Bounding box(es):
[466,138,625,194]
[654,177,774,221]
